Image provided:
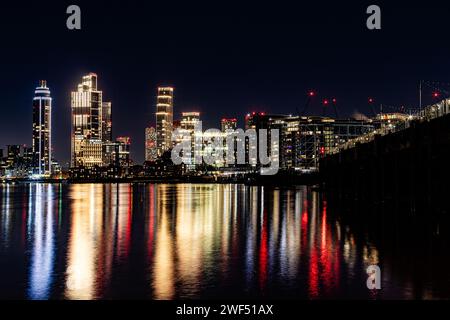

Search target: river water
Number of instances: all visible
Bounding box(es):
[0,183,448,299]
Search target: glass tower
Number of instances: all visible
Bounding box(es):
[71,73,103,167]
[32,80,52,176]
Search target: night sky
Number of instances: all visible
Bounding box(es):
[1,0,450,165]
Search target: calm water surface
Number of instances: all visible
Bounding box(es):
[0,183,448,299]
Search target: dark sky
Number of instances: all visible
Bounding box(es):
[2,0,450,165]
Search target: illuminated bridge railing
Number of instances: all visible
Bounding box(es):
[329,98,450,155]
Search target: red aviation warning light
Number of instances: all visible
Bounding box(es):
[368,97,374,104]
[323,99,329,105]
[332,98,337,104]
[308,90,315,97]
[432,91,440,98]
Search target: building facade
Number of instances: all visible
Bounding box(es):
[244,113,374,172]
[71,73,104,167]
[277,116,375,171]
[145,127,157,162]
[244,113,288,169]
[32,80,52,175]
[103,137,131,167]
[102,101,112,143]
[180,112,201,169]
[115,137,131,167]
[220,118,238,168]
[221,118,237,132]
[156,87,174,157]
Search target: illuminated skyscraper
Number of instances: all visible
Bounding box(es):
[221,118,238,168]
[145,127,157,162]
[180,112,200,131]
[102,101,112,143]
[32,80,52,175]
[71,73,103,167]
[156,87,174,157]
[180,112,201,168]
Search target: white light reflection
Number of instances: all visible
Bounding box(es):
[28,184,55,299]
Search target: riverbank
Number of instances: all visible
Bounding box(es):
[1,172,320,186]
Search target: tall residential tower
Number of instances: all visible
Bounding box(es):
[32,80,52,176]
[155,87,174,157]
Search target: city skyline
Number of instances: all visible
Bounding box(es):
[0,73,447,169]
[3,2,450,166]
[2,0,450,309]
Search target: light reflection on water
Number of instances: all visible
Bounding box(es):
[28,184,54,299]
[0,182,442,299]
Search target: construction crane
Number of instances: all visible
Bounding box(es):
[419,80,450,110]
[298,90,315,116]
[321,98,339,118]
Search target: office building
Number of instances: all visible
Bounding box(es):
[71,73,104,167]
[102,101,112,142]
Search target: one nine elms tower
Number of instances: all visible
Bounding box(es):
[32,80,52,176]
[156,87,174,157]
